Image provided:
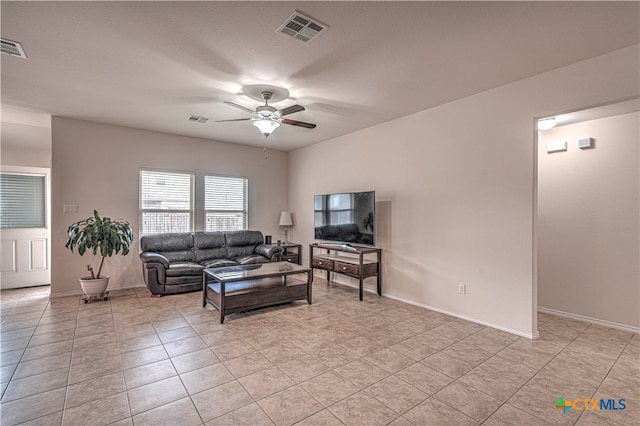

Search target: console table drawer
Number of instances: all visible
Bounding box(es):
[312,257,334,271]
[335,261,360,277]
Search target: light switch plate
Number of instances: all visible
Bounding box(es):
[63,204,78,213]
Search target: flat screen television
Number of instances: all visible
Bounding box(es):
[314,191,375,246]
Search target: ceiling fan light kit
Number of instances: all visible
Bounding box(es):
[217,88,316,138]
[253,118,280,137]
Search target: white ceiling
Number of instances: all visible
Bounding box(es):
[2,2,638,151]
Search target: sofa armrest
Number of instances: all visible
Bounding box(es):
[254,244,282,260]
[140,252,168,294]
[140,252,170,268]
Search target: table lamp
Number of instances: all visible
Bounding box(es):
[278,211,293,244]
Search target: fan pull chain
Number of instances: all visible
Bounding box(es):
[263,146,268,160]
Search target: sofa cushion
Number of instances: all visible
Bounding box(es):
[193,232,228,262]
[141,233,193,252]
[225,230,263,259]
[166,262,204,277]
[141,233,196,263]
[200,259,238,269]
[166,275,203,285]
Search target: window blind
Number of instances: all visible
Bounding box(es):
[140,170,194,235]
[0,173,46,229]
[205,175,248,231]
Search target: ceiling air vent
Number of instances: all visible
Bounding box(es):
[187,115,209,124]
[276,11,328,44]
[1,38,27,58]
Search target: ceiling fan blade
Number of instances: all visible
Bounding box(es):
[216,118,252,122]
[278,104,305,117]
[223,101,254,114]
[281,118,316,129]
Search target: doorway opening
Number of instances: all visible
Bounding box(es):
[535,98,639,334]
[0,166,51,290]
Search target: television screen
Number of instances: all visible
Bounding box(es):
[314,191,375,246]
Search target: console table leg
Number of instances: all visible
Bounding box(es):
[359,279,364,301]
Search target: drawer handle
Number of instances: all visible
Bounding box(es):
[319,261,323,265]
[342,266,347,270]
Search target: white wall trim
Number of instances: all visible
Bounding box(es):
[326,275,539,339]
[387,293,539,339]
[539,306,640,334]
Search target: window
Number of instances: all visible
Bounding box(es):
[140,169,194,235]
[205,175,248,231]
[0,173,46,229]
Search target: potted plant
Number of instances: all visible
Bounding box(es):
[65,210,133,297]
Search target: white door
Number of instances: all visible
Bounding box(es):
[0,167,51,289]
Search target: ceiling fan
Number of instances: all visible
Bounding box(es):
[217,91,316,137]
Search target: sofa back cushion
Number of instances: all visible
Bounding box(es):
[225,230,263,259]
[193,232,228,263]
[140,233,195,263]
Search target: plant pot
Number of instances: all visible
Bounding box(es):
[79,276,110,296]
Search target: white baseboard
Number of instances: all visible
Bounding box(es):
[320,274,538,339]
[538,306,640,334]
[387,293,538,339]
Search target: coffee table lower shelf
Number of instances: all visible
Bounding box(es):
[203,266,311,323]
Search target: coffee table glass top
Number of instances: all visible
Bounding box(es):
[204,262,309,281]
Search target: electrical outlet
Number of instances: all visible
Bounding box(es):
[458,284,466,294]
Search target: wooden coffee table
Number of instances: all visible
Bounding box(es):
[202,262,312,323]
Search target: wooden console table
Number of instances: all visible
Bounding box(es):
[309,243,381,301]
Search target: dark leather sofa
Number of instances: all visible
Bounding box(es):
[139,230,282,296]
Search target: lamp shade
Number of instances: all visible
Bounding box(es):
[253,119,280,137]
[278,211,293,227]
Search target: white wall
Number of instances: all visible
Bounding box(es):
[1,109,51,168]
[51,118,288,296]
[538,112,639,330]
[1,142,50,168]
[289,45,639,338]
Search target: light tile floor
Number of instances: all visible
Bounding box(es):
[0,281,638,425]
